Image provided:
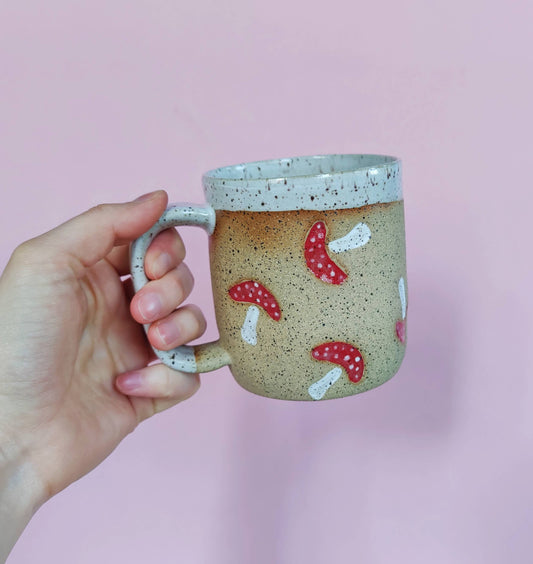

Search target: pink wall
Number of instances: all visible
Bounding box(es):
[2,1,532,562]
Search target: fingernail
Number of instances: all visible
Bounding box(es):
[154,252,172,277]
[138,292,162,322]
[134,190,162,203]
[117,371,143,393]
[156,321,181,347]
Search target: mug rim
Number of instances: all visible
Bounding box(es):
[202,153,402,212]
[202,153,400,183]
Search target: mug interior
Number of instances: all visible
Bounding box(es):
[204,154,398,182]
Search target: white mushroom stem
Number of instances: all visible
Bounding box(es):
[399,277,406,319]
[308,367,343,400]
[241,305,260,345]
[328,222,371,253]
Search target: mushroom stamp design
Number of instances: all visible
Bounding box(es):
[308,342,365,400]
[395,276,407,343]
[304,221,372,285]
[229,281,281,345]
[328,222,371,254]
[304,221,348,284]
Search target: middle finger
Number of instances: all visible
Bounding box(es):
[130,262,194,324]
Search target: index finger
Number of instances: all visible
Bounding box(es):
[144,227,186,280]
[107,228,186,278]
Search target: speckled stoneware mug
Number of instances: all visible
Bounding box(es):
[131,154,407,401]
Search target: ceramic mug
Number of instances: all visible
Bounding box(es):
[131,154,407,401]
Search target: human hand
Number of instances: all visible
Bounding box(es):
[0,191,205,558]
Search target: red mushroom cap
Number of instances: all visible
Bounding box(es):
[229,280,281,321]
[396,320,406,343]
[305,222,347,285]
[311,341,364,383]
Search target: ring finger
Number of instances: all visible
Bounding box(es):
[147,304,206,351]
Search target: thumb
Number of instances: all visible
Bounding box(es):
[34,190,168,269]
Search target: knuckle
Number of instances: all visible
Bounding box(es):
[171,269,186,301]
[185,374,201,398]
[153,229,186,261]
[186,304,206,334]
[12,239,35,260]
[11,237,47,267]
[178,263,194,290]
[88,203,109,216]
[161,228,186,257]
[11,237,78,279]
[174,236,186,262]
[174,264,193,297]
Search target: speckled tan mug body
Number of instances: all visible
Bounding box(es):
[131,154,407,401]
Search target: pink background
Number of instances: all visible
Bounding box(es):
[1,1,532,562]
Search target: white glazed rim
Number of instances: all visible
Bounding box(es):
[203,154,399,182]
[202,154,402,212]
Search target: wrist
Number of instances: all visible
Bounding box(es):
[0,437,47,562]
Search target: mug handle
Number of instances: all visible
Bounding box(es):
[130,204,231,373]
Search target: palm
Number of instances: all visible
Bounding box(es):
[0,194,202,505]
[0,194,203,560]
[0,250,152,496]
